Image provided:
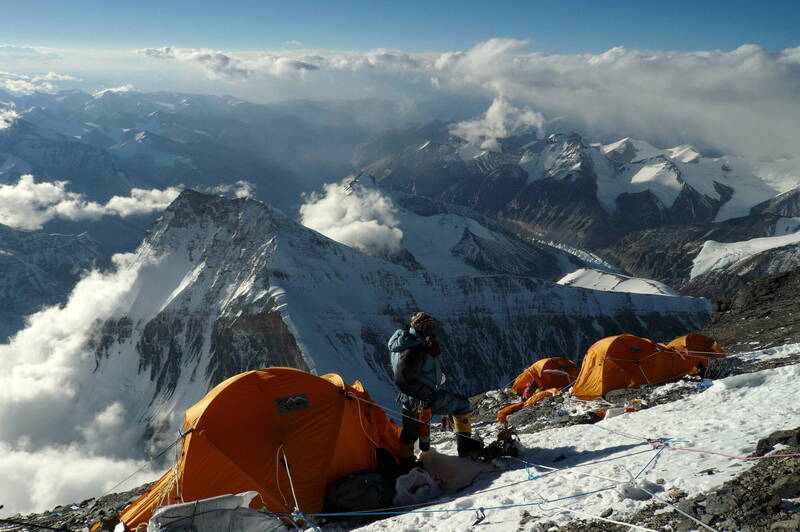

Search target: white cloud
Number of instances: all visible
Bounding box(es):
[0,252,161,515]
[0,69,76,94]
[450,97,545,150]
[133,40,800,159]
[300,181,404,254]
[0,106,19,129]
[0,175,182,230]
[207,180,256,199]
[33,71,78,81]
[0,45,59,60]
[284,40,303,47]
[1,76,53,95]
[0,442,155,516]
[138,47,318,79]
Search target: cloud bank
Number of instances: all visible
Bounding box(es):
[135,40,800,159]
[0,175,182,230]
[138,47,319,80]
[0,253,161,516]
[0,70,76,95]
[300,181,404,255]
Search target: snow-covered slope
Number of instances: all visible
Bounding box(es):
[558,268,678,296]
[356,344,800,531]
[84,191,708,448]
[691,229,800,280]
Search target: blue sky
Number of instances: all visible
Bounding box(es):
[3,0,799,53]
[2,0,799,161]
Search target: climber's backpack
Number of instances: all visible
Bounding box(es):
[324,470,396,513]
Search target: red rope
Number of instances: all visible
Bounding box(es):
[652,442,800,461]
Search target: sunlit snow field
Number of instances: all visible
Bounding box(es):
[357,344,800,531]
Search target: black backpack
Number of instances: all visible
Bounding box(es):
[323,470,396,513]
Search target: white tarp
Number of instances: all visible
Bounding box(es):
[147,491,288,532]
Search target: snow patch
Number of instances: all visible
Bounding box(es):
[691,230,800,279]
[558,268,678,296]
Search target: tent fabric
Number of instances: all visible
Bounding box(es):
[571,334,725,400]
[120,368,402,531]
[510,357,579,395]
[497,388,561,424]
[146,491,286,532]
[664,333,726,375]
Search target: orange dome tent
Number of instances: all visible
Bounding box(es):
[571,334,714,400]
[665,333,726,375]
[119,368,403,531]
[510,357,579,395]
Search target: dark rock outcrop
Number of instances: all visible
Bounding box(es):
[702,267,800,351]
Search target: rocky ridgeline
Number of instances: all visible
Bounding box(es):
[0,485,146,532]
[702,267,800,352]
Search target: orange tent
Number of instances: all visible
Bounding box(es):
[497,388,561,424]
[665,333,726,375]
[571,334,717,400]
[510,357,579,395]
[119,368,403,531]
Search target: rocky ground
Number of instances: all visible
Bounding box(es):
[702,268,800,352]
[549,428,800,532]
[0,486,146,532]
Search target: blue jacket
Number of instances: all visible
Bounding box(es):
[388,327,442,399]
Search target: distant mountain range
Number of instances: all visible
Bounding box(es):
[0,88,404,208]
[355,121,800,297]
[1,88,797,305]
[0,224,105,340]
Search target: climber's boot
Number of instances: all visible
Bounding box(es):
[453,413,484,458]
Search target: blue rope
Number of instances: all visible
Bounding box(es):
[304,485,616,518]
[298,438,675,521]
[634,446,666,480]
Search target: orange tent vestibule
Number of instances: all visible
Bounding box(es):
[510,357,579,395]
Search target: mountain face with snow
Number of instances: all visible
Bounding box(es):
[355,122,800,296]
[0,225,105,340]
[601,211,800,299]
[87,190,709,447]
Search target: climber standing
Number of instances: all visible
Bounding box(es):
[388,311,484,470]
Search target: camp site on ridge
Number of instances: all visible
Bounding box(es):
[4,322,798,532]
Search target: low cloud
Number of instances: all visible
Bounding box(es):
[206,180,256,199]
[0,70,76,94]
[0,442,154,516]
[0,45,59,60]
[134,40,800,159]
[0,175,182,230]
[0,252,162,515]
[33,71,78,81]
[450,97,545,150]
[0,106,19,129]
[300,180,404,255]
[138,47,318,79]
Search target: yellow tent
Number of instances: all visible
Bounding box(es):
[571,334,722,400]
[119,367,402,531]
